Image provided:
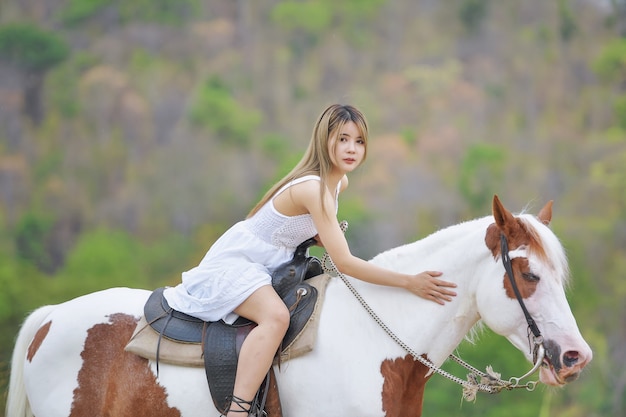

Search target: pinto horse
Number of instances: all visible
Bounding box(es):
[6,196,592,417]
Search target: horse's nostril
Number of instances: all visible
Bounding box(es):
[563,350,579,367]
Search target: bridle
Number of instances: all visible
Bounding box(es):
[500,233,545,366]
[322,222,546,401]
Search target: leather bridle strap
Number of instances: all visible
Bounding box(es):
[500,234,542,339]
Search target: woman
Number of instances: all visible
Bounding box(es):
[163,104,457,415]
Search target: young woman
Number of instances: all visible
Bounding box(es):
[163,104,457,415]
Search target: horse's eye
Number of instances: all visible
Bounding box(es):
[522,272,540,282]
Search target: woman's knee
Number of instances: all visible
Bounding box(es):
[235,286,290,333]
[265,303,290,334]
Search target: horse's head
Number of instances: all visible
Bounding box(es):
[477,195,592,386]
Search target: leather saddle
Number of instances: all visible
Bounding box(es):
[143,238,323,415]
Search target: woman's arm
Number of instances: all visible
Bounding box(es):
[294,180,457,305]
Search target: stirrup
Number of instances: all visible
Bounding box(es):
[222,395,253,415]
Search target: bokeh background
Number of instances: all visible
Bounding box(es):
[1,0,625,416]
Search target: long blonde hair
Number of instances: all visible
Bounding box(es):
[247,104,369,218]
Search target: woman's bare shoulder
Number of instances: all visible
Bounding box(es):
[291,178,335,212]
[290,178,324,200]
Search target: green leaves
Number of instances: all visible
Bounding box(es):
[593,39,626,83]
[458,144,506,215]
[188,76,262,146]
[14,211,55,273]
[271,2,333,33]
[60,0,200,26]
[55,228,191,298]
[0,23,68,73]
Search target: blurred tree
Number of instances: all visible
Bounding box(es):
[557,0,578,42]
[593,38,626,86]
[615,95,626,130]
[591,40,626,216]
[270,0,333,69]
[58,0,109,26]
[0,23,69,124]
[457,144,506,216]
[458,0,489,35]
[271,1,333,40]
[609,0,626,37]
[188,76,261,146]
[46,51,100,118]
[324,0,385,45]
[14,211,54,273]
[271,0,385,51]
[60,0,199,27]
[119,0,199,26]
[260,133,295,162]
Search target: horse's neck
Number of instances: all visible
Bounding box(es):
[337,217,493,364]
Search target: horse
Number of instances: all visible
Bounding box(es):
[6,196,592,417]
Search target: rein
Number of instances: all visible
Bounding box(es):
[321,222,545,401]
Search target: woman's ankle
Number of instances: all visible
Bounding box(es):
[224,394,253,415]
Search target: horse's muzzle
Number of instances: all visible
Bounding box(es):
[539,338,592,386]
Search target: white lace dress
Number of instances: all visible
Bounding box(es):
[163,175,338,323]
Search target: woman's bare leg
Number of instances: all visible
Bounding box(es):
[225,285,289,416]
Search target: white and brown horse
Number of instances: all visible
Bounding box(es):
[6,196,592,416]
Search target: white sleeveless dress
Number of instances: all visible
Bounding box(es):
[163,175,338,323]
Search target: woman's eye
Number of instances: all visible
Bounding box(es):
[522,272,540,282]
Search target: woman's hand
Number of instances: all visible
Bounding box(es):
[405,271,457,305]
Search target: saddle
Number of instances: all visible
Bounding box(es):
[138,238,324,415]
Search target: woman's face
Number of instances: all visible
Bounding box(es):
[328,121,366,174]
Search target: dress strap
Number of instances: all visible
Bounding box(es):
[272,175,321,199]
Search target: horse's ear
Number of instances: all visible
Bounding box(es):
[537,200,553,226]
[492,195,515,230]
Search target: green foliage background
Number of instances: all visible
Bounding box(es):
[1,0,625,415]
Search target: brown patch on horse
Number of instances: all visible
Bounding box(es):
[264,367,283,417]
[487,195,550,263]
[27,320,51,362]
[484,196,552,300]
[381,354,432,417]
[504,257,538,298]
[485,223,540,299]
[69,313,181,417]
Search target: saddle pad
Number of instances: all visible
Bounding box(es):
[126,316,204,367]
[277,273,330,363]
[125,274,332,367]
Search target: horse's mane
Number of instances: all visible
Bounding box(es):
[371,211,569,286]
[369,215,494,269]
[517,213,570,287]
